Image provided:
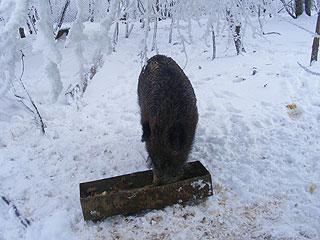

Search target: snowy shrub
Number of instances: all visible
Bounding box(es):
[0,0,28,96]
[0,0,290,122]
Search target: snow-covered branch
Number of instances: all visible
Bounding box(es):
[0,0,29,96]
[33,0,63,103]
[65,0,119,104]
[0,0,45,133]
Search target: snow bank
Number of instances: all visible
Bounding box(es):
[26,210,77,240]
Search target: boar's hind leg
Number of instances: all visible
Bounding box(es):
[169,123,186,150]
[141,121,151,142]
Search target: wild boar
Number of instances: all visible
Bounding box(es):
[138,55,198,185]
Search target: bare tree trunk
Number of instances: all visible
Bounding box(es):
[27,7,38,34]
[258,5,264,34]
[124,12,134,38]
[310,13,320,65]
[125,19,129,38]
[124,13,129,38]
[295,0,304,17]
[112,2,122,51]
[212,26,216,60]
[234,25,244,55]
[113,22,119,52]
[125,23,134,38]
[55,0,70,34]
[26,21,33,34]
[48,0,53,14]
[19,27,26,38]
[305,0,312,16]
[89,0,95,22]
[141,17,150,65]
[226,10,245,55]
[279,0,297,18]
[151,18,158,53]
[169,18,174,43]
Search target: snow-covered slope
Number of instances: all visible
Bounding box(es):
[0,15,319,239]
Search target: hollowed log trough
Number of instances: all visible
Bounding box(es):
[80,161,213,221]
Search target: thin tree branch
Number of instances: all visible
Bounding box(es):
[278,15,320,38]
[65,55,103,103]
[298,61,320,76]
[279,0,296,18]
[1,195,31,228]
[16,51,45,134]
[176,19,189,69]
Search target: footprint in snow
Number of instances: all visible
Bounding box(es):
[226,105,242,114]
[233,77,246,83]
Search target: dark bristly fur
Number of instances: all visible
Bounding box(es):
[138,55,198,186]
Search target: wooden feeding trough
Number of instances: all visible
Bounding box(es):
[80,161,213,221]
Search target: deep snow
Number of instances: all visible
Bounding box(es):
[0,14,320,239]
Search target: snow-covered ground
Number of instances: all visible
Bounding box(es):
[1,14,319,239]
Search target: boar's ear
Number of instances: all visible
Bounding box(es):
[169,123,186,150]
[141,122,151,142]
